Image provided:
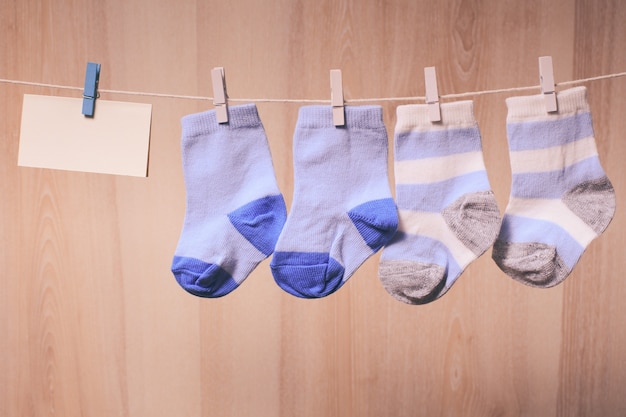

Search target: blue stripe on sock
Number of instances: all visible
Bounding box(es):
[396,171,491,212]
[507,111,594,151]
[395,127,482,160]
[382,231,462,280]
[270,252,345,298]
[347,198,398,250]
[228,194,287,256]
[498,214,584,269]
[510,156,606,199]
[171,256,238,297]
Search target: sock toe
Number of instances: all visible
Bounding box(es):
[492,240,570,287]
[271,252,345,298]
[172,256,239,297]
[379,260,446,304]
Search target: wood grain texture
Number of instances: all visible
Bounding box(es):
[1,1,625,416]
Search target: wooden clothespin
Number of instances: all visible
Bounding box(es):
[424,66,441,122]
[539,56,558,113]
[330,69,345,126]
[211,67,228,123]
[82,62,101,117]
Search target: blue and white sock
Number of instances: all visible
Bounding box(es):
[378,101,501,304]
[171,104,287,297]
[492,86,615,287]
[270,106,398,298]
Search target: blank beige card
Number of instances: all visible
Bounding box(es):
[18,94,152,177]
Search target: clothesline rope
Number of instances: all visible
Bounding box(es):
[1,71,625,104]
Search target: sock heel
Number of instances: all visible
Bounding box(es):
[443,190,501,255]
[347,198,399,251]
[228,194,287,256]
[562,176,616,234]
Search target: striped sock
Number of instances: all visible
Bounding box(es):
[171,104,287,297]
[492,86,615,287]
[378,101,501,304]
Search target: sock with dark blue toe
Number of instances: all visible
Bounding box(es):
[171,104,286,297]
[270,106,398,298]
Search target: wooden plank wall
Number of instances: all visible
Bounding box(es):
[1,0,625,416]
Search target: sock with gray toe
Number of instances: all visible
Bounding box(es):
[379,100,501,304]
[492,86,615,287]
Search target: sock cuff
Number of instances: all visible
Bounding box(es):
[395,100,476,131]
[506,86,590,121]
[181,103,263,137]
[296,105,385,129]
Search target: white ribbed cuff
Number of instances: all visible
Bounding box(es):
[506,86,590,122]
[395,100,476,132]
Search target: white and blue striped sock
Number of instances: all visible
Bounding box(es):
[492,86,615,287]
[270,106,398,298]
[171,104,287,297]
[379,101,501,304]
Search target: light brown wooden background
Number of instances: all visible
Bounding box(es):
[1,1,625,416]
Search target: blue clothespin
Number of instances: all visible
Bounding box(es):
[82,62,101,117]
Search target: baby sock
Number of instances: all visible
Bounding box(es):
[378,101,501,304]
[171,104,287,297]
[270,106,398,298]
[492,86,615,287]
